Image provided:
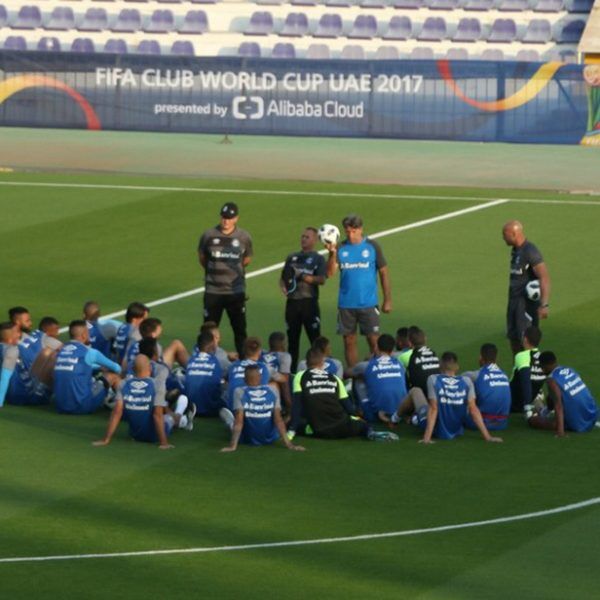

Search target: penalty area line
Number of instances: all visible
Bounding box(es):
[1,497,598,564]
[58,199,506,333]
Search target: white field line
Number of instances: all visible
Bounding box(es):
[0,180,600,206]
[1,496,597,565]
[57,199,506,333]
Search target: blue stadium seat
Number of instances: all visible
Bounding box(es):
[46,7,76,31]
[498,0,528,11]
[392,0,424,8]
[238,42,261,57]
[487,18,517,42]
[78,8,109,32]
[360,0,388,8]
[374,46,400,59]
[325,0,354,6]
[382,16,412,40]
[178,11,209,34]
[567,0,593,12]
[112,9,142,33]
[453,18,482,42]
[171,40,195,55]
[464,0,494,10]
[144,10,176,33]
[428,0,460,9]
[71,38,95,53]
[104,39,129,54]
[341,45,366,59]
[418,17,447,41]
[245,12,274,35]
[314,14,344,38]
[280,13,309,37]
[291,0,318,6]
[522,19,552,43]
[533,0,564,11]
[0,5,5,28]
[12,6,43,30]
[306,43,331,58]
[554,19,585,42]
[37,36,61,52]
[137,40,161,54]
[348,15,378,39]
[272,42,296,58]
[4,36,28,50]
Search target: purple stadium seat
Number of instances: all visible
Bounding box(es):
[45,7,76,31]
[555,19,585,43]
[0,5,8,27]
[306,44,330,58]
[71,38,95,53]
[280,13,309,37]
[392,0,424,7]
[159,0,182,3]
[78,8,109,32]
[171,40,195,55]
[191,0,217,3]
[341,45,366,59]
[104,39,129,54]
[453,18,482,42]
[325,0,353,6]
[144,10,175,33]
[446,48,469,59]
[12,6,42,30]
[112,9,142,33]
[178,11,209,34]
[464,0,494,9]
[238,42,261,57]
[533,0,564,11]
[567,0,593,12]
[418,17,447,41]
[291,0,317,5]
[137,40,161,54]
[257,0,284,4]
[4,36,27,50]
[360,0,387,8]
[498,0,528,10]
[37,36,61,52]
[522,19,552,43]
[348,15,378,39]
[411,47,434,59]
[374,46,400,59]
[272,42,296,58]
[428,0,460,9]
[245,12,274,35]
[487,19,517,42]
[383,16,412,40]
[516,49,541,61]
[314,14,343,38]
[481,48,504,60]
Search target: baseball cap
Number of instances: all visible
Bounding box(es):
[220,202,239,219]
[342,214,363,229]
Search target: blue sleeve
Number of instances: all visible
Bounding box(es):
[85,348,121,374]
[0,367,15,407]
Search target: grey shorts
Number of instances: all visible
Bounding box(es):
[337,307,380,336]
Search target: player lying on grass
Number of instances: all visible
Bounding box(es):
[462,343,511,431]
[220,365,304,452]
[526,351,598,437]
[83,300,122,360]
[53,320,122,415]
[94,354,195,450]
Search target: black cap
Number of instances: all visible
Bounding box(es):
[342,214,363,229]
[220,202,239,219]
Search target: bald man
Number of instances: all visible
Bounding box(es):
[502,221,550,354]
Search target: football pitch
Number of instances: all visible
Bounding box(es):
[1,169,600,599]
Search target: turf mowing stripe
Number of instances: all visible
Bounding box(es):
[1,180,599,206]
[57,199,506,332]
[1,497,597,564]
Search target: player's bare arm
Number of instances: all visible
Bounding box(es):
[379,265,392,313]
[533,261,550,320]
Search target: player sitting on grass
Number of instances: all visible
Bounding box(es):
[7,316,62,406]
[185,331,224,417]
[526,351,598,436]
[94,354,195,450]
[296,336,344,378]
[83,301,122,359]
[462,343,511,431]
[8,306,33,341]
[290,348,398,441]
[53,320,122,415]
[261,331,293,416]
[0,322,20,408]
[510,325,546,414]
[405,327,440,395]
[199,321,237,371]
[113,301,149,364]
[220,365,304,452]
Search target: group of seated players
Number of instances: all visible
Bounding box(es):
[0,301,598,451]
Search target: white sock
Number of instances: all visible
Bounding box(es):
[174,394,188,416]
[390,413,400,424]
[178,415,189,429]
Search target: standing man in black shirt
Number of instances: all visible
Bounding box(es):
[502,220,551,354]
[280,227,327,372]
[198,202,253,356]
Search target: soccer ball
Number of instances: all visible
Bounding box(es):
[318,223,340,245]
[525,279,541,302]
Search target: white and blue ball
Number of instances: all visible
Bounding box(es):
[525,280,541,302]
[318,223,340,245]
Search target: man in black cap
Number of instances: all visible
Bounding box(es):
[198,202,253,356]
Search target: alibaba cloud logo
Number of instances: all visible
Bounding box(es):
[437,60,564,112]
[0,74,101,130]
[232,95,264,120]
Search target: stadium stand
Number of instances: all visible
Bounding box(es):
[0,0,594,59]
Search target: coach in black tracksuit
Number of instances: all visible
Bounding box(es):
[280,227,326,372]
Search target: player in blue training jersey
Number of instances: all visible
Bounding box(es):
[527,351,598,436]
[0,322,20,407]
[296,336,344,379]
[185,331,224,416]
[83,301,122,359]
[94,354,195,449]
[261,331,293,416]
[463,343,511,431]
[220,365,304,452]
[325,214,392,367]
[8,306,33,341]
[53,320,122,415]
[113,302,149,364]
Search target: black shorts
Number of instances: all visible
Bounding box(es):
[337,307,380,336]
[314,417,368,439]
[506,296,539,342]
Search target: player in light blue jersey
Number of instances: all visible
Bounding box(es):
[325,214,392,367]
[0,322,20,408]
[8,306,33,341]
[221,365,304,452]
[463,343,511,431]
[94,355,195,449]
[261,331,292,416]
[53,320,122,415]
[296,336,344,379]
[83,301,122,359]
[113,302,149,364]
[185,331,223,416]
[527,351,598,436]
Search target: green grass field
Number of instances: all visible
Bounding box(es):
[1,171,599,599]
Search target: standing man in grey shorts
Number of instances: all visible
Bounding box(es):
[325,214,391,368]
[198,202,253,356]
